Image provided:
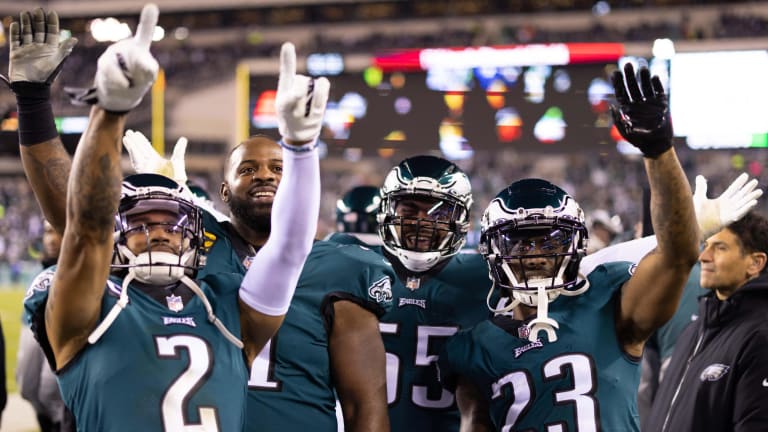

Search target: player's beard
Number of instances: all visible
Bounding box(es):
[229,194,272,234]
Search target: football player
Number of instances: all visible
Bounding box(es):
[437,63,699,431]
[13,4,321,429]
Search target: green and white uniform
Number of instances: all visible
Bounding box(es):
[245,239,395,431]
[440,262,641,432]
[24,272,247,432]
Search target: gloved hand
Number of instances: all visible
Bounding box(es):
[694,173,763,239]
[611,63,673,159]
[1,8,77,89]
[66,3,159,113]
[123,129,188,185]
[275,42,330,144]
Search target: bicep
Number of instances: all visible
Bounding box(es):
[618,250,692,349]
[46,232,113,367]
[328,300,388,423]
[239,299,284,366]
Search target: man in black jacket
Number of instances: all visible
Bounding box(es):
[648,210,768,432]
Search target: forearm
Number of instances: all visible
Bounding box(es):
[20,140,71,235]
[239,146,319,315]
[644,148,698,265]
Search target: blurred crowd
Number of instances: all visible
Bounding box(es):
[2,145,765,285]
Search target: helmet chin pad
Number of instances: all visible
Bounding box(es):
[120,247,187,285]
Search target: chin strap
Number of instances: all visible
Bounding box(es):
[179,275,243,349]
[486,279,519,315]
[87,272,243,349]
[88,272,133,344]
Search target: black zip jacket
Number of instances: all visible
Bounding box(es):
[646,273,768,432]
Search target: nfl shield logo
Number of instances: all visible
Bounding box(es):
[166,294,184,312]
[518,325,530,340]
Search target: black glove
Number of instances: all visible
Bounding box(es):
[610,63,673,159]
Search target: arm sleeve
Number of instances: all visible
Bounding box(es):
[239,146,320,315]
[580,235,658,276]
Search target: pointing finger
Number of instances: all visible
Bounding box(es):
[278,42,296,98]
[134,3,158,50]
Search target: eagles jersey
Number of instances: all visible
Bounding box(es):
[380,251,492,432]
[197,210,253,278]
[24,272,248,432]
[246,240,395,431]
[439,262,640,432]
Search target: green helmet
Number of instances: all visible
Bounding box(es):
[336,185,381,234]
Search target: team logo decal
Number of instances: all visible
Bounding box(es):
[700,363,730,382]
[24,268,55,300]
[369,277,393,304]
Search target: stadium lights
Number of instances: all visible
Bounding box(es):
[90,17,164,42]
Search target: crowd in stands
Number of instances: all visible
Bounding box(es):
[2,146,765,285]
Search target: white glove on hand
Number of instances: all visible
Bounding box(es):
[275,42,330,143]
[66,3,158,112]
[694,173,763,239]
[123,129,188,185]
[1,8,77,86]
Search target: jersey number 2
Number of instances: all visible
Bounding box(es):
[155,335,219,432]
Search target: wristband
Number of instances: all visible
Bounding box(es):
[12,82,58,146]
[279,138,318,153]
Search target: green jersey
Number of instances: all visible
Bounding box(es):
[440,262,640,432]
[24,273,248,432]
[245,240,395,431]
[380,251,492,432]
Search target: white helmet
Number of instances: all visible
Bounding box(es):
[377,155,472,273]
[479,178,589,342]
[112,174,205,285]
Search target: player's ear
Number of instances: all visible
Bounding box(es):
[219,182,230,203]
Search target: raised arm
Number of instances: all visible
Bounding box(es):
[609,63,699,356]
[2,8,78,234]
[238,42,327,362]
[47,4,159,369]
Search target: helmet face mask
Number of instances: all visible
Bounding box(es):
[378,155,472,273]
[480,179,588,306]
[113,174,205,285]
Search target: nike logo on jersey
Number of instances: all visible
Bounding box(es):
[762,379,768,387]
[163,316,197,327]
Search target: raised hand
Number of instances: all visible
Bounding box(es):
[67,3,159,112]
[123,129,188,184]
[611,63,672,159]
[693,173,764,238]
[275,42,330,145]
[1,8,78,88]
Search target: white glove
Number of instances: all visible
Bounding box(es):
[123,129,188,185]
[694,172,763,239]
[66,3,158,112]
[1,8,78,86]
[275,42,330,143]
